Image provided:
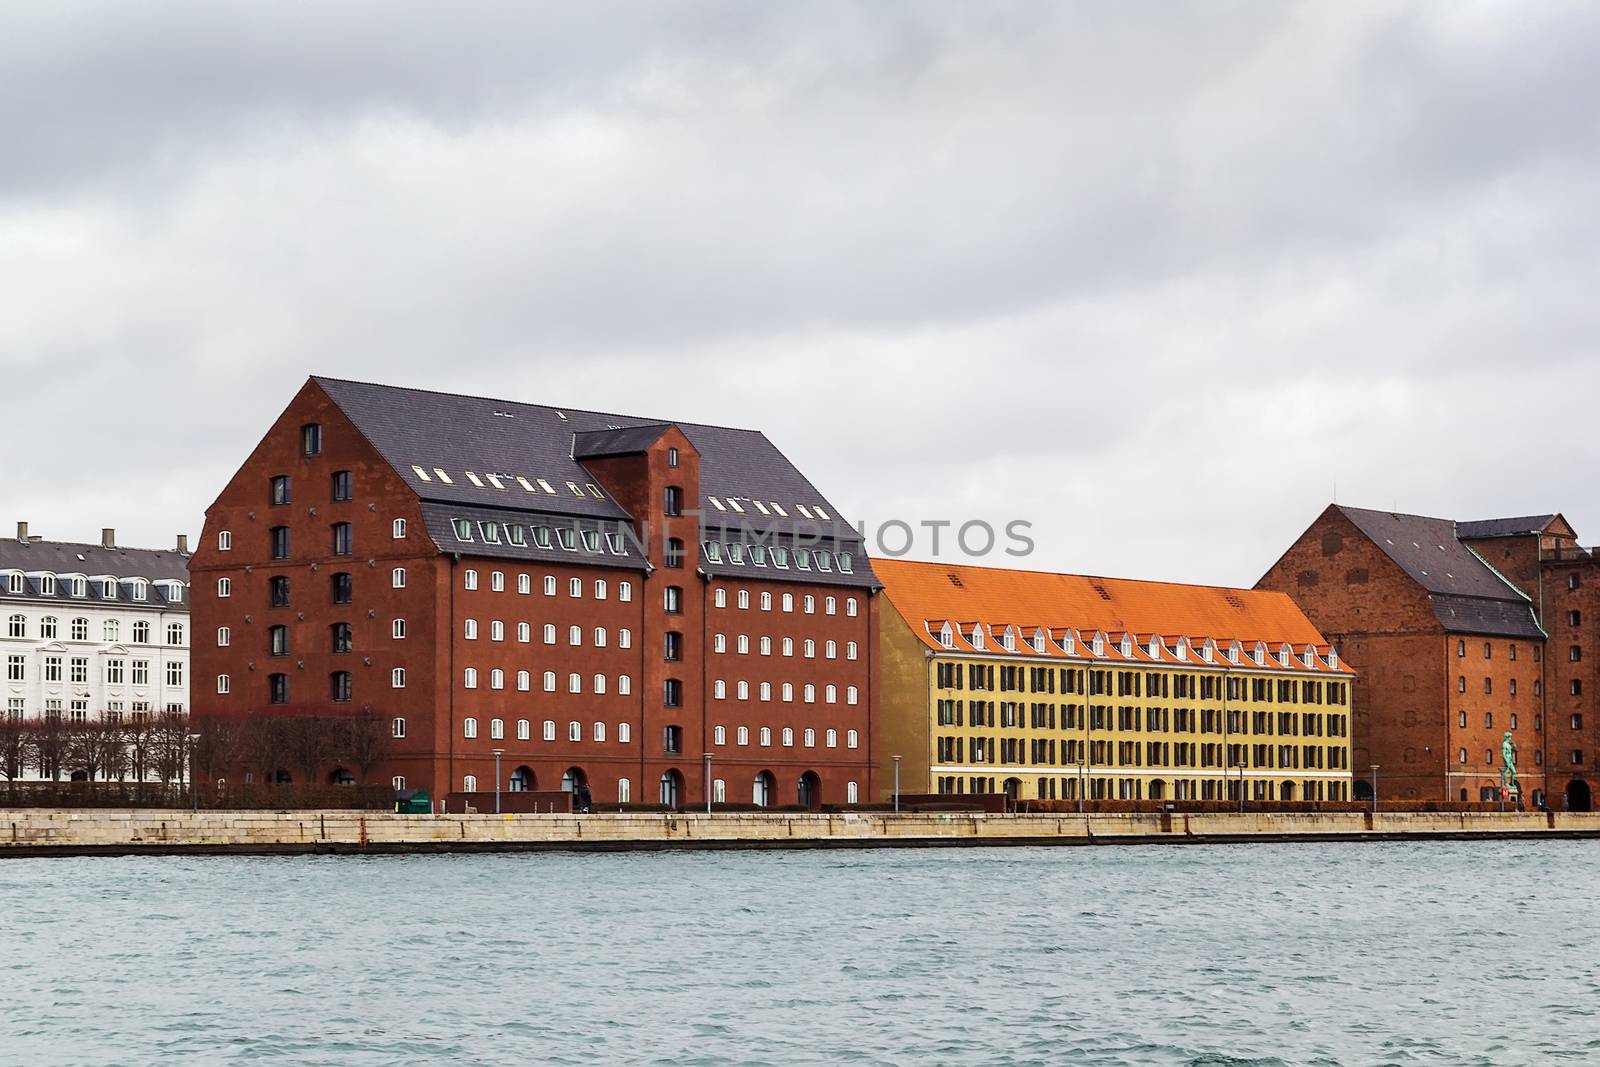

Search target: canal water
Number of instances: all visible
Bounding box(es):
[1,841,1595,1065]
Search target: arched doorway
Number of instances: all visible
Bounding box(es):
[273,769,292,784]
[1002,777,1022,806]
[509,766,534,792]
[1567,779,1592,812]
[561,767,587,794]
[753,771,775,808]
[1353,779,1373,802]
[798,771,821,809]
[1280,781,1296,801]
[659,769,683,809]
[328,768,354,786]
[1148,779,1165,801]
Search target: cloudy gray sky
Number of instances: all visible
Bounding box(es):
[3,1,1597,586]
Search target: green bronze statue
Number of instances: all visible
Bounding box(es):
[1500,731,1519,796]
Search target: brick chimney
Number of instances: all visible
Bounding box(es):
[176,533,190,554]
[101,528,116,549]
[15,521,27,541]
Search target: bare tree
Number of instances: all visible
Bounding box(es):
[67,721,127,783]
[152,709,194,784]
[340,705,391,787]
[284,715,335,786]
[123,714,156,786]
[241,710,291,785]
[30,716,69,781]
[0,716,28,801]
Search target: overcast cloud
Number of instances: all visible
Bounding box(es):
[3,1,1597,585]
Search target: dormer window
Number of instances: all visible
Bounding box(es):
[727,543,745,564]
[605,533,625,555]
[71,577,86,598]
[130,579,147,601]
[1303,648,1315,667]
[1092,635,1104,656]
[39,575,57,596]
[939,624,954,649]
[452,519,473,541]
[1032,632,1046,653]
[581,531,600,552]
[1120,635,1132,657]
[506,524,526,546]
[1003,630,1015,652]
[972,628,985,650]
[557,528,577,551]
[534,526,552,548]
[751,545,768,566]
[478,522,502,544]
[771,547,790,569]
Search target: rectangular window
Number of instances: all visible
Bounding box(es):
[332,523,353,556]
[301,423,321,455]
[331,470,352,501]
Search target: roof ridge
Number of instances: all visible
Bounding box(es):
[872,556,1276,597]
[4,536,188,557]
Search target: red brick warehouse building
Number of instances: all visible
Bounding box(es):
[1258,505,1547,805]
[190,377,879,808]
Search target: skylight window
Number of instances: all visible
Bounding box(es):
[485,473,506,490]
[452,519,473,541]
[567,482,584,497]
[537,479,556,494]
[814,505,831,521]
[752,501,770,515]
[465,471,485,488]
[796,504,814,520]
[727,499,745,513]
[412,465,432,482]
[708,497,726,511]
[517,476,538,493]
[770,502,787,516]
[586,484,604,499]
[433,468,454,484]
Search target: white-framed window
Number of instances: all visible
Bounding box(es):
[759,682,771,701]
[216,626,230,646]
[491,571,504,592]
[569,577,582,597]
[847,782,859,804]
[568,672,582,693]
[569,625,582,646]
[392,518,407,539]
[544,671,556,692]
[760,636,772,656]
[490,669,504,690]
[846,685,859,705]
[847,641,858,660]
[464,619,479,640]
[759,727,772,746]
[825,596,836,615]
[568,720,582,741]
[593,721,606,742]
[543,624,556,644]
[594,579,607,599]
[490,620,504,641]
[464,569,478,590]
[713,725,727,745]
[543,719,557,741]
[733,680,747,699]
[463,667,478,689]
[618,581,632,602]
[464,717,478,739]
[593,673,606,694]
[782,682,795,702]
[825,640,837,659]
[804,639,815,658]
[392,717,406,739]
[738,590,750,609]
[392,668,406,688]
[714,680,727,699]
[490,717,504,739]
[825,684,837,703]
[804,595,815,614]
[737,635,750,655]
[104,619,120,642]
[782,593,793,612]
[619,629,632,649]
[714,633,727,653]
[217,577,231,598]
[518,574,531,595]
[803,728,816,747]
[618,722,632,743]
[5,614,23,639]
[216,674,230,694]
[392,567,406,589]
[782,728,794,746]
[517,670,530,691]
[544,575,557,596]
[517,622,530,643]
[737,726,750,745]
[846,597,858,617]
[463,775,478,792]
[218,530,232,551]
[618,778,631,803]
[593,627,607,647]
[713,778,727,803]
[392,775,406,791]
[517,719,530,740]
[826,728,838,747]
[618,675,632,696]
[165,661,183,687]
[392,618,406,639]
[782,638,794,657]
[847,729,859,748]
[760,591,772,611]
[714,588,727,608]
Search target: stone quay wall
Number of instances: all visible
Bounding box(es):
[3,809,1599,856]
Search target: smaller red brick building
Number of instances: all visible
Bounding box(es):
[190,377,878,809]
[1258,505,1546,804]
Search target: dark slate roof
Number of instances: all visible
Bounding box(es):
[1334,506,1540,637]
[1457,515,1560,539]
[315,377,860,541]
[698,532,875,589]
[0,535,191,609]
[420,503,648,572]
[572,425,671,459]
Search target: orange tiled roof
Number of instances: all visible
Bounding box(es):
[877,557,1342,667]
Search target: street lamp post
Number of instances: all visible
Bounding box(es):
[892,755,902,813]
[704,752,713,814]
[492,748,504,814]
[1236,757,1245,814]
[1077,757,1086,814]
[187,732,201,814]
[1369,764,1380,816]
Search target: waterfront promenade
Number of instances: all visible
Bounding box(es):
[4,809,1599,856]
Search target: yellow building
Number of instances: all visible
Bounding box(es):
[876,559,1355,804]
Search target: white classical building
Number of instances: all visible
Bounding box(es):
[2,523,191,735]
